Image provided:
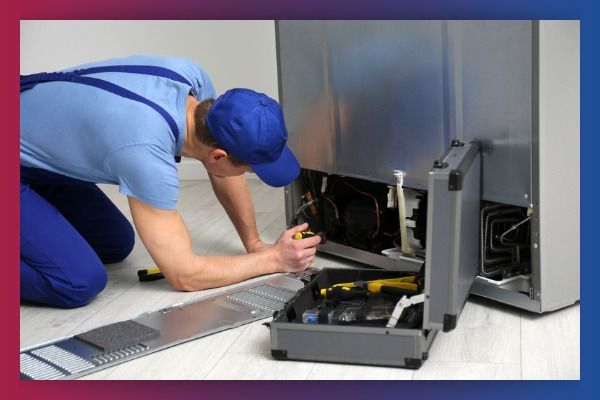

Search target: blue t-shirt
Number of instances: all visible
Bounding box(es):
[20,55,216,210]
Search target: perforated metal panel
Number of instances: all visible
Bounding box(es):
[20,271,314,379]
[226,285,297,312]
[21,346,95,380]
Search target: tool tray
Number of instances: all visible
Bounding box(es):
[270,268,435,369]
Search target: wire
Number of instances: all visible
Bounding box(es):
[295,199,317,217]
[499,216,531,245]
[384,229,401,237]
[325,197,340,222]
[340,181,381,238]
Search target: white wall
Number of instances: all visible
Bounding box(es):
[20,20,278,180]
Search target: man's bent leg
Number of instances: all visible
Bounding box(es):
[20,183,107,308]
[31,182,135,264]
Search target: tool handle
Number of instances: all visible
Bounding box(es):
[380,286,417,298]
[293,230,327,244]
[293,230,316,240]
[139,273,165,282]
[137,267,165,282]
[320,286,368,300]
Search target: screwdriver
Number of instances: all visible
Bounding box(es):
[137,267,165,282]
[293,230,327,243]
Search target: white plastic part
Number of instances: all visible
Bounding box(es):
[393,170,415,255]
[386,293,425,328]
[321,176,328,194]
[387,186,397,209]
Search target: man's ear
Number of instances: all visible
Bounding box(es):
[208,148,228,162]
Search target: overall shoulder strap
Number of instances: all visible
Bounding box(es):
[20,67,188,162]
[71,65,192,87]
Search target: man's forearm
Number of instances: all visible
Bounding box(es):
[128,195,277,291]
[209,174,262,252]
[174,251,278,291]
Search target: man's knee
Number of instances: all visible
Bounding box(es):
[52,263,108,308]
[99,222,135,264]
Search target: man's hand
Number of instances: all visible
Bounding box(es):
[267,223,321,272]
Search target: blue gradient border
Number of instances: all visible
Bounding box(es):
[7,0,596,398]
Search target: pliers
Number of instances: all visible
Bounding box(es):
[320,276,419,298]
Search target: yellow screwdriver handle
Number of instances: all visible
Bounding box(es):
[294,230,316,240]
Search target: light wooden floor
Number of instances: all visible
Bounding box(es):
[20,180,580,380]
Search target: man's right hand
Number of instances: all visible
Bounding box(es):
[269,223,322,272]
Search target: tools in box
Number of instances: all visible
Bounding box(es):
[270,267,437,369]
[300,274,425,329]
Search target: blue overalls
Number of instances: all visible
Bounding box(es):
[20,66,191,308]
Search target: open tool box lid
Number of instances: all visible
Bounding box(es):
[423,140,481,331]
[270,141,481,368]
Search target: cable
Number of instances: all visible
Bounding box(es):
[499,216,531,245]
[295,199,318,218]
[340,180,381,238]
[384,229,401,237]
[325,197,341,222]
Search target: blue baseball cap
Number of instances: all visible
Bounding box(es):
[206,88,300,187]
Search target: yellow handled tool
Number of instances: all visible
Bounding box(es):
[320,276,418,297]
[293,230,317,240]
[137,267,165,282]
[293,230,326,244]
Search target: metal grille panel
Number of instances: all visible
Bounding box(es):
[92,344,149,365]
[226,285,296,312]
[30,345,95,374]
[247,285,296,303]
[20,353,66,380]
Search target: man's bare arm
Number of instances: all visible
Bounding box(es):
[128,196,319,291]
[208,173,263,252]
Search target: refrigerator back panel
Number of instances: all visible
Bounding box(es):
[452,21,533,206]
[277,21,532,206]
